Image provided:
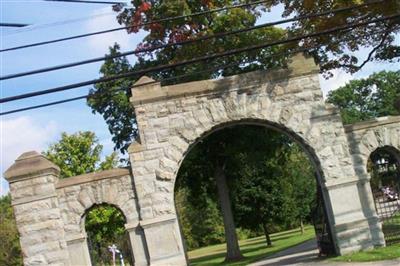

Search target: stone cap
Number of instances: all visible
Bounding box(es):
[344,115,400,133]
[56,168,130,189]
[130,53,319,106]
[4,151,60,182]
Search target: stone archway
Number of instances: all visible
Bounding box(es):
[6,54,399,266]
[127,54,385,265]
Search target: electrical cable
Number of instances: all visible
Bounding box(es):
[0,23,30,27]
[4,12,116,36]
[0,0,386,80]
[0,0,317,52]
[0,47,306,116]
[1,13,398,104]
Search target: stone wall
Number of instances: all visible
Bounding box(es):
[4,54,399,266]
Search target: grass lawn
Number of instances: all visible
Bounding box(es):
[187,225,316,266]
[329,243,400,262]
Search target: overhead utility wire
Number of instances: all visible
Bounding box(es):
[1,13,398,104]
[0,0,289,53]
[5,11,116,36]
[0,1,385,81]
[0,25,386,116]
[0,26,384,117]
[44,0,127,4]
[0,23,30,27]
[0,46,315,116]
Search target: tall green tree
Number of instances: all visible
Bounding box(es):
[327,70,400,124]
[87,44,137,154]
[0,194,22,266]
[230,129,316,244]
[89,0,399,155]
[44,131,119,178]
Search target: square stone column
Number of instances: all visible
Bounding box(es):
[4,151,70,266]
[323,176,385,254]
[65,233,92,266]
[125,223,149,266]
[140,215,187,266]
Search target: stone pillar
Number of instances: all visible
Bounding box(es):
[125,223,149,266]
[65,234,92,266]
[323,177,385,254]
[128,142,187,265]
[140,216,187,266]
[4,151,69,265]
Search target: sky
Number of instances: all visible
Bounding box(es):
[0,1,399,196]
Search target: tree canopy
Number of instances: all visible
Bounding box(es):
[44,131,119,178]
[327,70,400,124]
[0,194,22,266]
[89,0,400,154]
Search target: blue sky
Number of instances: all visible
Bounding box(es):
[0,1,399,196]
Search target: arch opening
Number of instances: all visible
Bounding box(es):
[173,122,335,265]
[84,203,134,265]
[368,146,400,245]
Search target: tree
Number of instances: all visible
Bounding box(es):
[327,70,400,124]
[0,194,22,266]
[284,146,316,234]
[114,0,399,75]
[44,131,119,178]
[87,44,137,154]
[273,0,400,75]
[176,128,244,261]
[90,1,399,154]
[226,128,317,244]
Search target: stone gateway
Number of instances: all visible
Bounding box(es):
[5,54,400,265]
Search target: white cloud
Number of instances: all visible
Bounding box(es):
[85,7,143,55]
[0,116,58,196]
[319,69,353,98]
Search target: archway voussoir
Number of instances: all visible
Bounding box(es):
[361,131,379,152]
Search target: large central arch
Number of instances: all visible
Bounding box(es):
[127,54,385,265]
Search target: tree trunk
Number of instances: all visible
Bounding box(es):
[215,164,243,262]
[262,222,272,246]
[300,219,305,235]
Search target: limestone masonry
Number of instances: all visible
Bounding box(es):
[5,54,400,265]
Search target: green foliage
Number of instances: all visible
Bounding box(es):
[87,44,137,154]
[116,0,399,75]
[176,125,317,249]
[176,188,225,250]
[85,205,133,265]
[93,0,400,154]
[0,194,22,266]
[44,131,119,178]
[230,129,316,238]
[327,70,400,124]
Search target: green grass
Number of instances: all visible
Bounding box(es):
[187,226,315,266]
[330,243,400,262]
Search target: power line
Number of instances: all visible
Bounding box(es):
[0,23,30,27]
[1,13,398,104]
[0,1,386,81]
[0,47,303,116]
[4,11,116,36]
[44,0,127,4]
[0,0,287,53]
